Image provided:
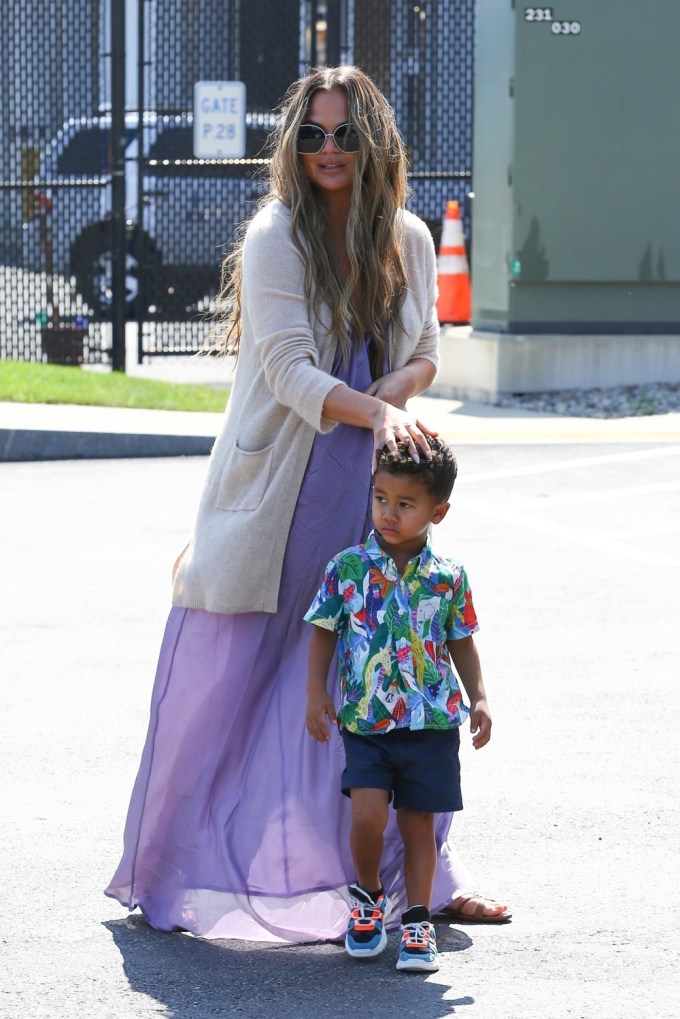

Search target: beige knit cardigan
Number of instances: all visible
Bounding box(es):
[172,199,440,614]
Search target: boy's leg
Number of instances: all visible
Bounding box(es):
[349,787,390,893]
[396,807,436,909]
[345,786,391,960]
[395,806,439,972]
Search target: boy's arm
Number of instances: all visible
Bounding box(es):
[306,626,340,744]
[447,635,492,750]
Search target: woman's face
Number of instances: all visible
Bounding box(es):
[299,88,357,199]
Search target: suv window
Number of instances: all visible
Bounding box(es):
[145,124,269,177]
[146,125,194,173]
[55,125,136,176]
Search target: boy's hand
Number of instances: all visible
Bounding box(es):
[306,689,338,744]
[469,700,492,749]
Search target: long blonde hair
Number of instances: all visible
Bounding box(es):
[212,66,409,377]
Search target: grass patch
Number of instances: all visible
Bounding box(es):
[629,398,656,417]
[0,361,228,413]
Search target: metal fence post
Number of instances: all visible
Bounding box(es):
[111,0,127,372]
[136,0,145,366]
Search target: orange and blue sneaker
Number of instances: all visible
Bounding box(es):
[344,884,391,959]
[396,906,439,972]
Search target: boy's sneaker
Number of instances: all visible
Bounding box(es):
[396,906,439,972]
[344,884,390,959]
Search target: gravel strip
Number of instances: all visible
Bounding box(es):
[496,382,680,418]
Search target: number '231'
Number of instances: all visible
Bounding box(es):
[524,7,553,20]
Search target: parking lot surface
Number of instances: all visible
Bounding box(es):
[1,437,678,1018]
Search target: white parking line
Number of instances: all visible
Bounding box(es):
[456,445,680,569]
[605,519,680,541]
[458,499,673,569]
[463,444,680,484]
[489,478,680,511]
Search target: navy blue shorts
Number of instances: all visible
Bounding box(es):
[340,726,463,813]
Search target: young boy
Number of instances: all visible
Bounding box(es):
[304,436,492,973]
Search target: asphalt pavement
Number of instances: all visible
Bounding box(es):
[1,360,679,1018]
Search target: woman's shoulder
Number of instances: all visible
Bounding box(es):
[399,208,435,246]
[241,199,296,268]
[246,198,293,240]
[397,210,436,280]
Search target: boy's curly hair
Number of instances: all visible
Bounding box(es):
[375,435,458,502]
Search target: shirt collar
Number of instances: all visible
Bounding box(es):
[364,529,433,580]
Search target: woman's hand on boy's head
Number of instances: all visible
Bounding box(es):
[306,690,338,744]
[368,401,437,473]
[469,700,492,750]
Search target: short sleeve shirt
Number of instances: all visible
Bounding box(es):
[304,531,479,734]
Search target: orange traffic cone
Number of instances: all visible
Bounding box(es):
[436,200,471,324]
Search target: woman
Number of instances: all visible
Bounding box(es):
[105,66,509,941]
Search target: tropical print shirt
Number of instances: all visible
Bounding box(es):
[304,530,479,734]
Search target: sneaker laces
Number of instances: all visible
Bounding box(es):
[402,920,434,947]
[350,900,382,928]
[349,889,387,930]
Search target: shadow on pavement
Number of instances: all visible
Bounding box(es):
[105,914,474,1018]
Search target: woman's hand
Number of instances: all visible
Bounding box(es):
[364,371,413,410]
[363,359,439,469]
[369,401,438,471]
[364,357,436,410]
[321,356,439,471]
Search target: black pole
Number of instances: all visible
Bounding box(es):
[111,0,126,372]
[309,0,318,67]
[136,0,145,364]
[325,0,341,65]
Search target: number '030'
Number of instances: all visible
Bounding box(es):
[551,20,581,34]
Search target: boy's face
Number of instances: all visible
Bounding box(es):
[371,470,449,557]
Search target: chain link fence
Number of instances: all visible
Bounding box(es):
[1,0,110,363]
[1,0,473,364]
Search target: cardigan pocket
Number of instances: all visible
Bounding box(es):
[216,440,274,511]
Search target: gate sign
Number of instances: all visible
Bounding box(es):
[194,81,246,158]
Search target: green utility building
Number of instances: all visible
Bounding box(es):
[441,0,680,400]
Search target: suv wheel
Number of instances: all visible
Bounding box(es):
[71,225,157,320]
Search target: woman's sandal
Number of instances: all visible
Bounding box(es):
[439,893,512,924]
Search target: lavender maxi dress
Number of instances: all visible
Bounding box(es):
[105,340,472,942]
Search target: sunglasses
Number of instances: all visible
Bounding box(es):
[296,122,361,154]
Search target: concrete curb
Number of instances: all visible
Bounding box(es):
[0,428,215,461]
[0,400,222,462]
[2,394,680,462]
